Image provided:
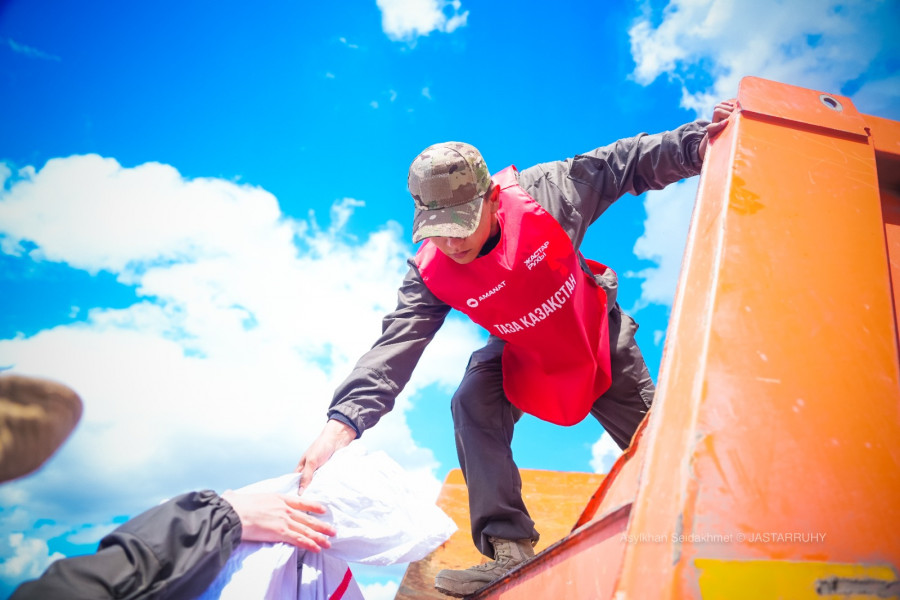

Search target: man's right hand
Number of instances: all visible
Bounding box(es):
[295,419,356,492]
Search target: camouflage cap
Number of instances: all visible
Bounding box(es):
[408,141,491,243]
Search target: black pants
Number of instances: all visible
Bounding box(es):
[451,305,654,557]
[11,491,241,600]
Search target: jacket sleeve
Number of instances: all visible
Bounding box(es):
[517,120,708,251]
[327,259,451,436]
[11,490,242,600]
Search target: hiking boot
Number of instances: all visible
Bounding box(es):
[434,536,535,598]
[0,375,83,483]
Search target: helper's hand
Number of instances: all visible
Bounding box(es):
[699,99,737,161]
[295,419,356,493]
[221,491,337,552]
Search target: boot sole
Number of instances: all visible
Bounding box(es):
[434,583,487,598]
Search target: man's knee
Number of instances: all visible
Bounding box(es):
[451,342,516,431]
[606,308,654,402]
[591,306,655,447]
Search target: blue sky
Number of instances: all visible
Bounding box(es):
[1,0,898,597]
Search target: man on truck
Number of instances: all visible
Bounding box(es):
[298,101,734,597]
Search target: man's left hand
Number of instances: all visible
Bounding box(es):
[699,99,736,161]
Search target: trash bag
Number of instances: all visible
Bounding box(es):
[302,442,457,565]
[198,442,456,599]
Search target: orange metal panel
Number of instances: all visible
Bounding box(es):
[881,187,900,345]
[738,76,869,139]
[866,113,900,158]
[617,76,900,599]
[866,112,900,356]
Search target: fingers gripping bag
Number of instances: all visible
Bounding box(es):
[198,442,456,599]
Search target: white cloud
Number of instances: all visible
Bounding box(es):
[63,523,119,546]
[653,329,665,346]
[589,431,621,474]
[444,11,468,33]
[0,155,290,276]
[376,0,469,42]
[629,0,900,119]
[0,155,484,590]
[3,37,61,62]
[628,179,698,310]
[627,0,899,311]
[0,534,64,580]
[361,580,400,600]
[849,72,900,119]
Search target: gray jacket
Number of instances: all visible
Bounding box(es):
[328,121,708,436]
[12,491,241,600]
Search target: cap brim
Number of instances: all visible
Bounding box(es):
[412,195,484,244]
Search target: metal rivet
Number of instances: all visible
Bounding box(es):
[819,94,843,112]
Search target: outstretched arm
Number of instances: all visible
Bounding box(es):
[520,101,738,251]
[519,119,707,250]
[295,261,451,490]
[12,489,338,600]
[13,491,241,600]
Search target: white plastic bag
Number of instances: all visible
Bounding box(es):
[299,548,363,600]
[197,539,297,600]
[198,443,456,599]
[302,443,457,565]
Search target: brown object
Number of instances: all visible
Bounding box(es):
[0,374,83,482]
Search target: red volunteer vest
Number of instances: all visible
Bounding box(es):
[415,166,612,426]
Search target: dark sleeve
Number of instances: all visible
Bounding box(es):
[518,120,708,250]
[327,259,451,435]
[11,490,242,600]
